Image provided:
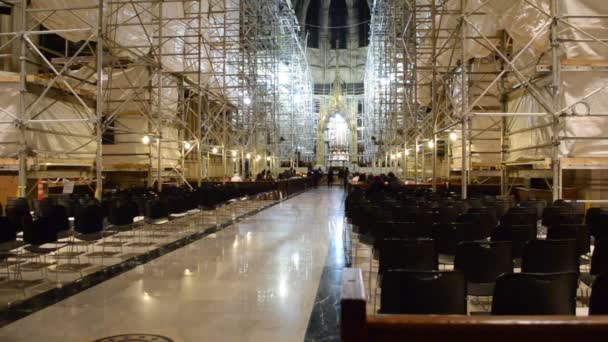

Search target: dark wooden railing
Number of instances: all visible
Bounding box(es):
[341,268,608,342]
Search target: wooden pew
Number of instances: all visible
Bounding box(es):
[341,268,608,341]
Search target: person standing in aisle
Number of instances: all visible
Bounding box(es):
[343,167,349,188]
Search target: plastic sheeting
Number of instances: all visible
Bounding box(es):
[506,71,608,162]
[103,116,181,168]
[102,66,181,167]
[30,0,242,99]
[431,0,608,163]
[31,1,192,72]
[450,116,502,169]
[183,1,213,85]
[0,72,97,159]
[31,0,154,57]
[67,65,179,118]
[506,89,554,162]
[161,2,187,73]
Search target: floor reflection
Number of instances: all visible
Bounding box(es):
[0,188,346,342]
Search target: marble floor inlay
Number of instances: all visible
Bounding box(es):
[0,187,346,342]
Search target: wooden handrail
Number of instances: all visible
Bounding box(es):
[341,268,367,342]
[340,268,608,341]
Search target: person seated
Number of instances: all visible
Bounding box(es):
[265,172,275,181]
[359,173,367,183]
[387,171,404,190]
[256,169,266,182]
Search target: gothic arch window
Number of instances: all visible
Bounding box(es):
[330,0,348,49]
[305,0,321,48]
[358,0,371,47]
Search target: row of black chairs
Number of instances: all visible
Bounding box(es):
[345,185,607,316]
[347,187,595,259]
[0,183,275,250]
[380,270,608,315]
[378,238,588,294]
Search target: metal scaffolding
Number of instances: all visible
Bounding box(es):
[366,0,608,201]
[364,0,406,171]
[0,0,312,199]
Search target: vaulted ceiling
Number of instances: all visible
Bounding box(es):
[291,0,371,32]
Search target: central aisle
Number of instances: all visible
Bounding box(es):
[0,188,346,342]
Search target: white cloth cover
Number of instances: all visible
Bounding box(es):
[0,72,97,159]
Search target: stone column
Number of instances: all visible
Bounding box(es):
[319,1,331,46]
[346,0,359,49]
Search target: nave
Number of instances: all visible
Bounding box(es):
[0,188,345,342]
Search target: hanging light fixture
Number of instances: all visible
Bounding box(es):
[212,147,218,153]
[449,132,458,141]
[142,136,151,145]
[184,141,192,150]
[428,140,435,149]
[231,150,237,157]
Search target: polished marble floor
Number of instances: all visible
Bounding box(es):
[0,196,277,315]
[0,187,346,342]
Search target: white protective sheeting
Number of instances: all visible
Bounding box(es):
[103,116,181,168]
[104,66,151,116]
[0,72,97,159]
[68,65,179,118]
[450,117,502,169]
[31,0,154,57]
[161,2,187,73]
[434,0,499,66]
[505,72,608,162]
[30,0,188,71]
[560,0,608,60]
[183,1,213,85]
[102,66,181,167]
[439,0,608,163]
[506,89,554,162]
[62,64,182,166]
[559,72,608,158]
[446,59,503,168]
